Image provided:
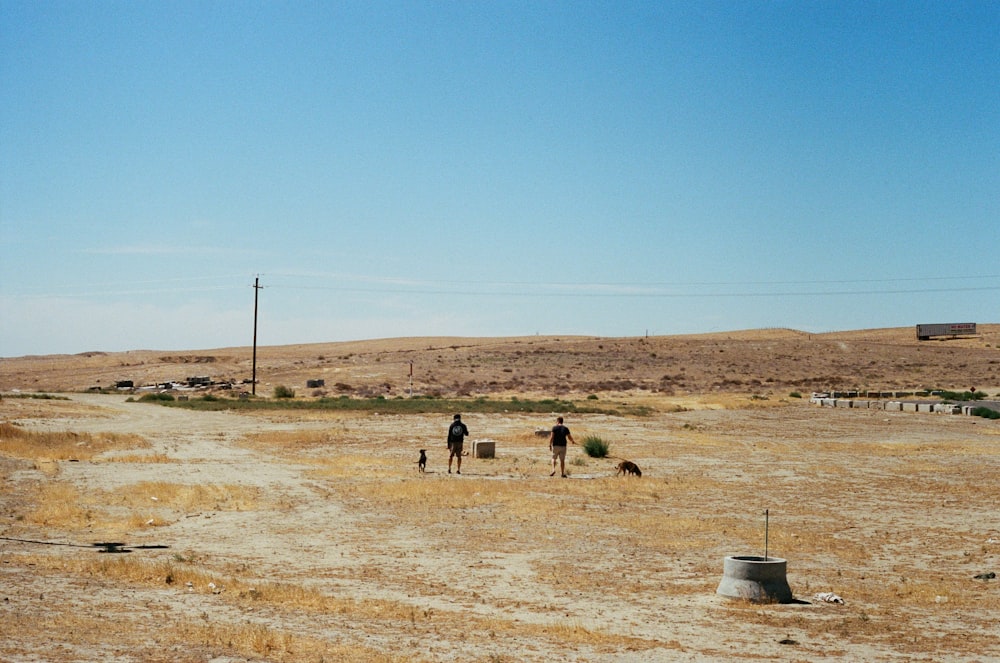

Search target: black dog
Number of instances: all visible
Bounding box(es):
[417,449,427,473]
[615,460,642,477]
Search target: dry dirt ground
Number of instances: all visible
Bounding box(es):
[1,328,999,662]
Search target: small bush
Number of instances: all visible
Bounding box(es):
[581,435,610,458]
[273,385,295,399]
[138,393,175,402]
[938,390,986,402]
[587,394,599,400]
[789,392,802,399]
[971,406,1000,420]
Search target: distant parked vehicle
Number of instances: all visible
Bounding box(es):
[916,323,976,341]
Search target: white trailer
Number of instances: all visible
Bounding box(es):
[916,323,977,340]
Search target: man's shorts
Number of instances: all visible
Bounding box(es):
[551,445,567,461]
[449,442,463,456]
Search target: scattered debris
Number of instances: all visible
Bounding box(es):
[813,592,844,604]
[973,572,996,580]
[778,638,798,645]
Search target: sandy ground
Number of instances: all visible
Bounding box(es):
[2,387,999,662]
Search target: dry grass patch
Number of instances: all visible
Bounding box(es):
[9,552,666,656]
[104,452,173,463]
[19,480,261,536]
[173,622,420,663]
[20,483,94,529]
[243,428,353,452]
[346,475,534,508]
[307,453,405,480]
[0,422,148,461]
[21,483,163,535]
[713,599,998,658]
[105,480,262,512]
[0,395,105,420]
[0,561,421,663]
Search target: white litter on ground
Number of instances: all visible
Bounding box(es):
[814,592,845,604]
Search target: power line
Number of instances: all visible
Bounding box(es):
[6,273,1000,300]
[265,270,1000,289]
[266,284,1000,298]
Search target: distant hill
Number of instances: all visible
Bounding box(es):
[2,326,999,397]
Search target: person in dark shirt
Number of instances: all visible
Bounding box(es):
[447,413,469,474]
[548,416,575,477]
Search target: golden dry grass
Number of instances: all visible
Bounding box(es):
[17,480,262,540]
[4,551,665,657]
[105,452,173,463]
[116,480,262,512]
[0,421,148,461]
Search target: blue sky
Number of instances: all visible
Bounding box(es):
[2,1,998,357]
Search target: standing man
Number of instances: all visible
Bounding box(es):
[447,413,469,474]
[548,416,575,477]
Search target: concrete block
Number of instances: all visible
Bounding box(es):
[902,402,919,413]
[916,403,934,413]
[885,401,902,412]
[835,399,853,408]
[934,404,959,414]
[473,440,495,459]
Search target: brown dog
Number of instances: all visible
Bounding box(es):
[615,460,642,477]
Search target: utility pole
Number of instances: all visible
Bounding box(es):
[252,276,262,395]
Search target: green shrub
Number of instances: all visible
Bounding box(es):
[971,406,1000,420]
[581,435,610,458]
[938,390,986,402]
[789,392,802,399]
[138,392,175,402]
[273,385,295,399]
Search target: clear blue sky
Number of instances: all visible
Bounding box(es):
[2,1,998,357]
